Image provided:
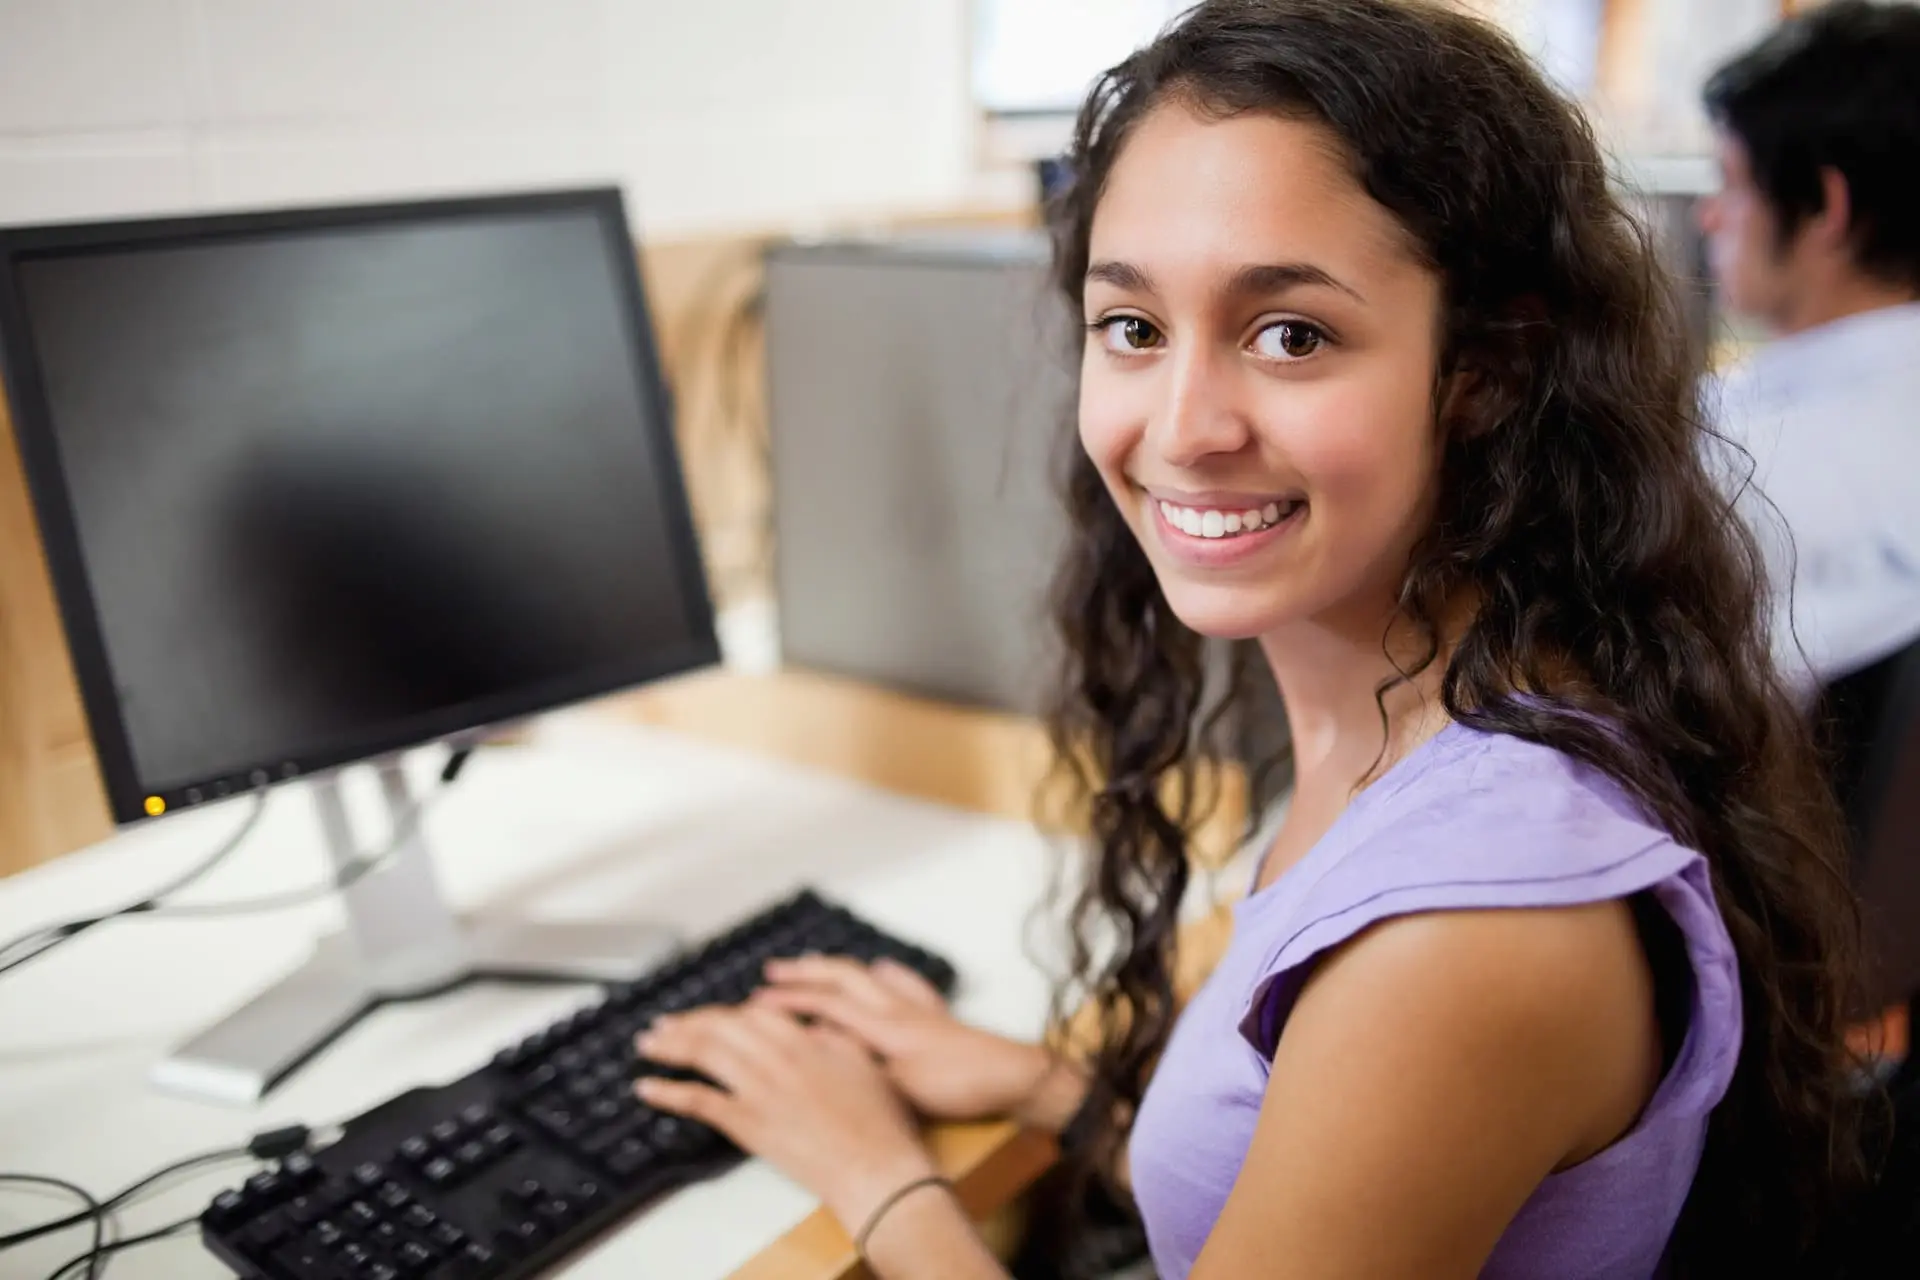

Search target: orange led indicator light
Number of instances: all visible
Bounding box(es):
[144,795,166,817]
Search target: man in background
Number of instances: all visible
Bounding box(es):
[1698,0,1920,690]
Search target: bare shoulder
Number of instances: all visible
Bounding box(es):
[1189,899,1665,1278]
[1295,900,1663,1155]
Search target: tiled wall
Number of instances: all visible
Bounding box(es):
[0,0,1013,235]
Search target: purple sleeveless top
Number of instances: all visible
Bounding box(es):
[1128,721,1742,1278]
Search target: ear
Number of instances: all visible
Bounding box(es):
[1439,296,1544,439]
[1807,166,1854,253]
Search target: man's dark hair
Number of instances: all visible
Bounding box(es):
[1704,0,1920,290]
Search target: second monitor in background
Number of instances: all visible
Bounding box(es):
[766,231,1070,719]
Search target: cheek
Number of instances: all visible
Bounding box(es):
[1272,378,1436,514]
[1077,364,1141,489]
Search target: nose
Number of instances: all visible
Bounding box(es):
[1147,341,1253,467]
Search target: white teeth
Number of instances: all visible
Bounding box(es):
[1156,497,1299,539]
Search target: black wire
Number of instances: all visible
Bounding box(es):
[42,1209,199,1280]
[0,747,471,977]
[0,1174,105,1280]
[0,789,270,980]
[101,1147,250,1214]
[0,1146,249,1250]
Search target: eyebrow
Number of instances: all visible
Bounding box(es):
[1084,259,1365,304]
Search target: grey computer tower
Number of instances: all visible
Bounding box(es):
[764,230,1289,802]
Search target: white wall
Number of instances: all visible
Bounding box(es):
[0,0,1012,237]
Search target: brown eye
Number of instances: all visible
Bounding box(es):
[1253,321,1325,360]
[1095,316,1164,353]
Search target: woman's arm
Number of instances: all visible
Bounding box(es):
[1190,900,1662,1279]
[858,1183,1011,1280]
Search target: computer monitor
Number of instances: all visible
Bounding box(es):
[0,187,720,1103]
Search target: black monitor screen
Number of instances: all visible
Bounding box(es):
[0,191,716,820]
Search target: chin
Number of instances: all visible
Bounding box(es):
[1155,578,1309,642]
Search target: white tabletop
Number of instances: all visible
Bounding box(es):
[0,712,1065,1279]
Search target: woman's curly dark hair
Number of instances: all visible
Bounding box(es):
[1038,0,1868,1273]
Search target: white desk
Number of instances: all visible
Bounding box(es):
[0,709,1066,1279]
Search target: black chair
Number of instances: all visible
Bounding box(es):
[1818,636,1920,1025]
[1814,637,1920,1272]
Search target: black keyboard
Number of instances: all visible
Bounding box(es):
[198,889,956,1280]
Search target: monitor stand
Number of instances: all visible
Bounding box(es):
[149,759,683,1107]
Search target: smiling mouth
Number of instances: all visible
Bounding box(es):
[1155,497,1305,540]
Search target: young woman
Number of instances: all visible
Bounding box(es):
[631,2,1867,1275]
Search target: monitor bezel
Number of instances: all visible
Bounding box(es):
[0,186,721,826]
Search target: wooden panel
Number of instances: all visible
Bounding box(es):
[0,391,112,875]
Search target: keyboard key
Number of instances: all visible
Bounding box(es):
[244,1171,287,1203]
[238,1211,291,1256]
[454,1139,489,1169]
[458,1103,493,1129]
[397,1135,433,1164]
[580,1126,623,1157]
[459,1242,498,1267]
[429,1220,468,1249]
[351,1162,386,1190]
[421,1156,460,1187]
[272,1242,346,1280]
[481,1123,520,1155]
[284,1195,326,1227]
[364,1264,399,1280]
[536,1197,574,1226]
[371,1220,402,1250]
[402,1203,437,1232]
[503,1177,545,1207]
[396,1241,436,1270]
[339,1242,373,1269]
[496,1219,546,1253]
[533,1105,577,1136]
[311,1220,345,1249]
[429,1119,462,1146]
[376,1181,411,1211]
[344,1200,379,1230]
[204,1189,247,1229]
[281,1151,320,1185]
[606,1139,651,1180]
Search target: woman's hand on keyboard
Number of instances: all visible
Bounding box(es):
[632,1003,938,1235]
[749,955,1085,1132]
